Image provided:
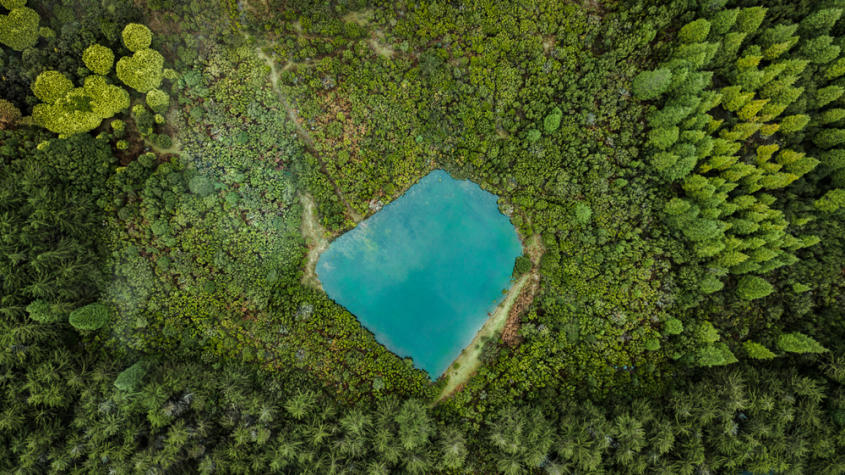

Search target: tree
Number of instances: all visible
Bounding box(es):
[68,302,109,330]
[395,399,432,451]
[0,5,39,51]
[736,275,774,300]
[632,68,672,100]
[116,48,164,92]
[32,71,74,104]
[664,318,683,335]
[743,341,776,359]
[145,88,170,113]
[0,99,21,129]
[543,106,562,133]
[122,23,152,52]
[734,7,767,34]
[697,343,738,367]
[82,44,115,75]
[25,299,63,323]
[83,75,129,119]
[114,361,147,391]
[678,19,710,44]
[776,332,828,354]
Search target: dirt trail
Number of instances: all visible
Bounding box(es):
[254,47,362,223]
[300,193,329,290]
[435,234,543,403]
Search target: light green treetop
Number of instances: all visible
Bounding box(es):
[122,23,152,52]
[83,44,115,75]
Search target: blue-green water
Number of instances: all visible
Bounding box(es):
[316,170,522,377]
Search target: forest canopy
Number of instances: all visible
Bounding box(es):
[0,0,842,473]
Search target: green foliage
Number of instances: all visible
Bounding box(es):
[633,68,672,100]
[121,23,152,52]
[696,343,737,367]
[113,361,147,391]
[664,318,684,335]
[0,5,39,51]
[734,7,767,34]
[543,106,562,133]
[736,275,774,300]
[82,44,115,75]
[574,202,592,224]
[678,19,710,44]
[32,70,74,104]
[68,302,109,330]
[145,88,169,113]
[776,332,828,354]
[513,256,531,275]
[25,299,63,323]
[116,48,164,93]
[743,340,775,359]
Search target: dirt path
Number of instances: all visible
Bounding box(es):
[254,46,362,223]
[435,234,543,403]
[434,272,531,402]
[300,193,329,290]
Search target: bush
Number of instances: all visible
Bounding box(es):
[26,299,63,323]
[743,341,776,359]
[68,303,109,330]
[188,175,215,196]
[664,318,683,335]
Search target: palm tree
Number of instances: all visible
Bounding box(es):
[285,389,315,420]
[437,426,467,470]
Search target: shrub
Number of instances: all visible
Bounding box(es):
[25,299,63,323]
[513,256,531,275]
[574,202,592,224]
[145,88,170,113]
[664,318,684,335]
[697,343,737,367]
[188,175,215,196]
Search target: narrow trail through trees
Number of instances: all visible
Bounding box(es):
[254,47,362,223]
[300,193,328,290]
[435,234,543,403]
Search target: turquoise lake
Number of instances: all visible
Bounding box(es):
[316,170,523,377]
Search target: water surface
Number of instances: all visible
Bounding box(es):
[316,170,522,377]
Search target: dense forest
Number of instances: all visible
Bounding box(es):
[1,0,843,473]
